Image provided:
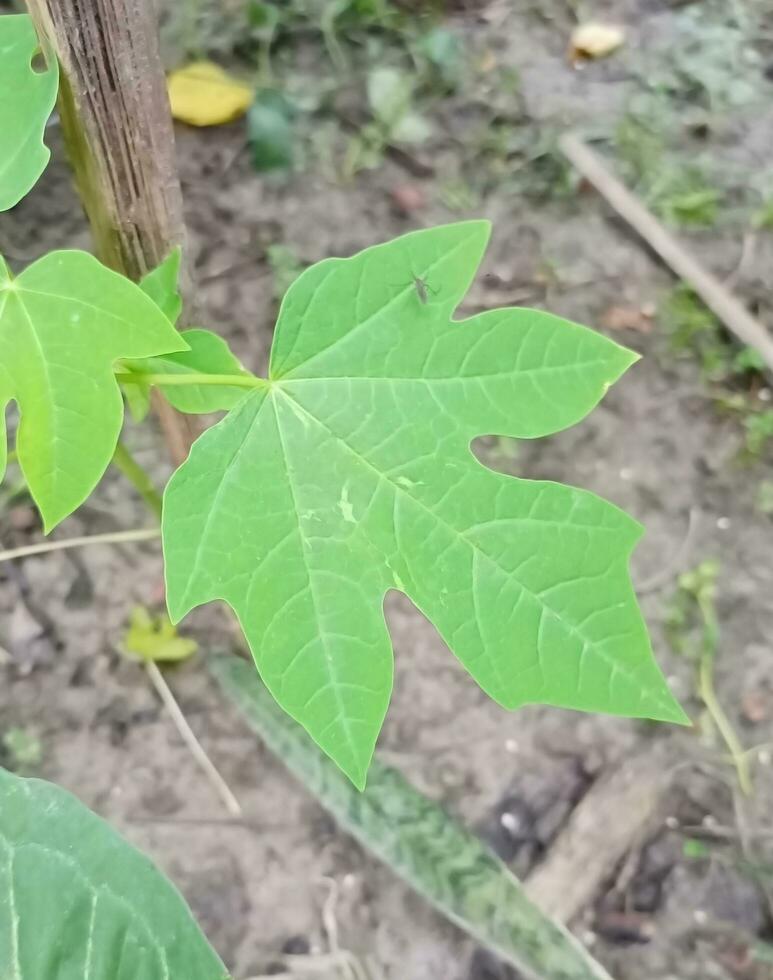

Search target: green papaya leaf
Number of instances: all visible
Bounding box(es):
[0,15,59,211]
[140,247,183,324]
[163,221,687,789]
[0,768,228,979]
[122,328,254,416]
[0,251,186,530]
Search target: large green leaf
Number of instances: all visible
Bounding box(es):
[0,15,59,211]
[164,221,687,788]
[213,654,613,980]
[0,768,227,979]
[0,251,185,530]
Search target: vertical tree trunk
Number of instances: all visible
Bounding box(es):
[25,0,195,463]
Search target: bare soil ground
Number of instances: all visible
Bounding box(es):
[3,1,773,978]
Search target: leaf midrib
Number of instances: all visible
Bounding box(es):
[270,393,366,777]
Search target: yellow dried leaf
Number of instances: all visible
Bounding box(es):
[167,61,253,127]
[569,23,625,62]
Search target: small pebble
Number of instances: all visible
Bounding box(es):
[717,516,730,530]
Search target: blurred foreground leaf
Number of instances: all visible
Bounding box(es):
[0,768,227,978]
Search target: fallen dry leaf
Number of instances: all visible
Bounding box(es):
[167,61,253,127]
[601,304,654,333]
[570,23,625,63]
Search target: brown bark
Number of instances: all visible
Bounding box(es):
[25,0,196,463]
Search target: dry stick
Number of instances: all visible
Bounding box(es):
[0,528,160,563]
[559,134,773,376]
[524,742,676,924]
[144,660,242,818]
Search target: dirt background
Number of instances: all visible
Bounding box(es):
[2,0,773,977]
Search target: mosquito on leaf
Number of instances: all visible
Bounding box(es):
[391,274,439,305]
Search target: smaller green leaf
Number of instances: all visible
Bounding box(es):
[391,111,432,145]
[367,66,412,126]
[248,89,295,172]
[418,27,464,89]
[124,605,198,663]
[0,15,59,210]
[140,247,183,324]
[123,328,255,415]
[0,768,227,979]
[246,0,280,41]
[0,250,187,530]
[682,838,710,860]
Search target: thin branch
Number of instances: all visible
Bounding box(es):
[144,659,242,817]
[699,648,752,796]
[112,442,163,518]
[0,528,159,563]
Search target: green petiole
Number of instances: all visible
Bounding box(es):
[115,371,267,389]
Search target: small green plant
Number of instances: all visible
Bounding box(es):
[1,726,42,770]
[265,242,304,300]
[615,116,720,229]
[0,8,687,974]
[344,64,432,175]
[1,12,684,790]
[661,283,764,385]
[757,480,773,515]
[667,560,751,793]
[744,408,773,457]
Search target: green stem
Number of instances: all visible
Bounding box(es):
[115,371,266,390]
[697,594,752,795]
[112,442,163,519]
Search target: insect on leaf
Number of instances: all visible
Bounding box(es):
[0,768,227,979]
[0,251,186,530]
[0,14,59,211]
[163,221,687,789]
